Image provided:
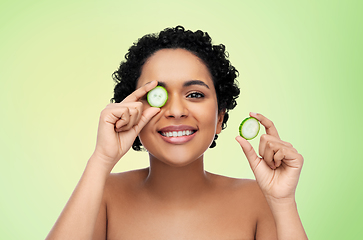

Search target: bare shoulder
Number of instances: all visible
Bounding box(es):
[104,168,149,196]
[206,172,270,210]
[205,173,277,238]
[207,172,261,194]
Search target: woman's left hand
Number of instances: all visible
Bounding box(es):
[236,112,304,201]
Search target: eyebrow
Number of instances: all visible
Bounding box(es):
[158,80,210,89]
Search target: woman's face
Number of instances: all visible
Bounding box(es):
[136,48,224,167]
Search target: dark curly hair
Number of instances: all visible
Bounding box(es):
[111,26,240,151]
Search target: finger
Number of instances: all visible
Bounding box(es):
[274,149,284,168]
[133,107,161,134]
[114,108,130,131]
[263,141,277,170]
[126,102,146,131]
[259,134,293,157]
[275,148,304,169]
[134,102,143,125]
[122,80,158,103]
[259,134,268,158]
[266,143,302,169]
[117,107,139,131]
[106,102,143,132]
[107,101,143,109]
[100,106,131,126]
[250,112,280,139]
[235,136,261,172]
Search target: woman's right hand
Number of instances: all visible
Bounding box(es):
[92,80,160,169]
[45,83,160,240]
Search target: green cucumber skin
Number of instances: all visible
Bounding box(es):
[147,86,168,108]
[239,117,260,140]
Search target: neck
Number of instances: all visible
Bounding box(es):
[143,154,211,203]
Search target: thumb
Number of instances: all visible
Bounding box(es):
[235,136,260,172]
[134,107,160,133]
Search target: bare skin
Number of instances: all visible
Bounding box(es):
[46,49,307,240]
[93,169,276,240]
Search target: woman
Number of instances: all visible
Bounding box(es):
[46,26,307,239]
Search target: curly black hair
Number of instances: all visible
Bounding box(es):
[111,26,240,151]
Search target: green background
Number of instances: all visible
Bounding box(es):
[1,0,362,239]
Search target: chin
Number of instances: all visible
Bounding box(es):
[146,146,206,168]
[140,132,215,167]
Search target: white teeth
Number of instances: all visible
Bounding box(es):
[161,130,195,137]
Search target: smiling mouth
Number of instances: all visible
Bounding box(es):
[158,130,197,137]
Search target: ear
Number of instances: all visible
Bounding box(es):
[216,109,225,134]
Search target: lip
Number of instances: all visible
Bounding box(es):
[158,125,198,132]
[158,125,198,144]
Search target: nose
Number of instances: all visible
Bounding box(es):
[163,93,188,119]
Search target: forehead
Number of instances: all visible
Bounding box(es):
[137,48,213,88]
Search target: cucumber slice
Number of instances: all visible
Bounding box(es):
[147,86,168,107]
[239,117,260,140]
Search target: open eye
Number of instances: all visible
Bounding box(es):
[186,92,204,98]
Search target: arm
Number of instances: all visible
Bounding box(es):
[46,81,160,240]
[45,156,110,240]
[266,197,307,240]
[236,112,308,240]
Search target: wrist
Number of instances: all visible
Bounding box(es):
[264,195,298,216]
[88,153,116,174]
[265,195,296,206]
[264,196,307,240]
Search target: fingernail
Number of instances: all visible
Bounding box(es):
[250,112,257,117]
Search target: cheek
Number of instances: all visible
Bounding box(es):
[138,117,153,141]
[138,128,151,151]
[138,109,161,149]
[192,102,219,127]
